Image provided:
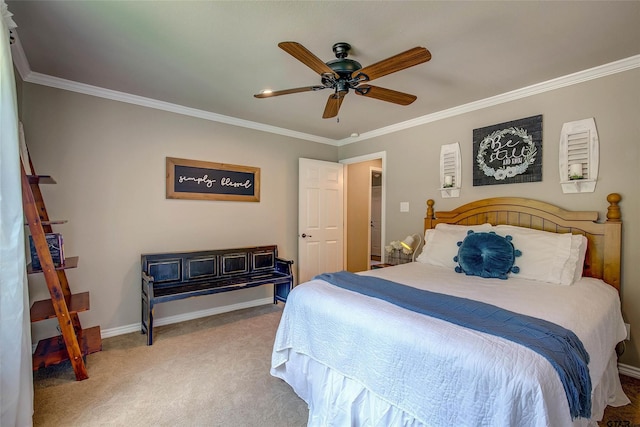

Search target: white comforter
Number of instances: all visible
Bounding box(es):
[271,263,629,427]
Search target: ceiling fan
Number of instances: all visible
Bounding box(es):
[254,42,432,119]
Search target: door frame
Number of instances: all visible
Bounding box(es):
[369,166,383,261]
[340,151,386,269]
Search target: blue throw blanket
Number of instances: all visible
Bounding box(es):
[315,271,592,419]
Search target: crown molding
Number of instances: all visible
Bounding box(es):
[9,29,337,146]
[11,31,638,148]
[22,71,338,146]
[336,54,640,146]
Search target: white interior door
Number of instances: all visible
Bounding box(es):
[298,158,344,284]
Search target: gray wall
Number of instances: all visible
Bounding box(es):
[20,67,639,369]
[20,83,337,342]
[339,69,640,368]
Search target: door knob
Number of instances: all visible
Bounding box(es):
[301,233,312,238]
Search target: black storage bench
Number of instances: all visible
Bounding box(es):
[141,245,293,345]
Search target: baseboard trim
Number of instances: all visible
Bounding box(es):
[618,363,640,379]
[100,297,274,339]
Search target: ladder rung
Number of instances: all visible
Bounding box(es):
[30,292,90,322]
[32,326,102,372]
[27,256,78,274]
[25,219,68,226]
[27,175,56,184]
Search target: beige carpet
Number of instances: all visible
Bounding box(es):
[33,304,638,426]
[33,304,308,427]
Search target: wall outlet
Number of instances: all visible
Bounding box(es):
[400,202,409,212]
[625,323,630,341]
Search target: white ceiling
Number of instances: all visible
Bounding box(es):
[6,1,640,144]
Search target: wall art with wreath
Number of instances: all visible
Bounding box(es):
[473,115,542,186]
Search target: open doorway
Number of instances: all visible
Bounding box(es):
[341,152,385,272]
[370,168,383,267]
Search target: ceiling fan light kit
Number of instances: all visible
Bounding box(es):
[254,41,431,119]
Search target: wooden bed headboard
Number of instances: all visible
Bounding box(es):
[424,193,622,291]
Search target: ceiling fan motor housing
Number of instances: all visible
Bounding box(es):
[327,42,362,77]
[323,42,362,95]
[323,59,362,95]
[326,58,362,76]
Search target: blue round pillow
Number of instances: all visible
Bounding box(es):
[453,231,521,280]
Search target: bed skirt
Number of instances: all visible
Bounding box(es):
[272,349,629,427]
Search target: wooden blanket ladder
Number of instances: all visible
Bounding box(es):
[21,154,102,381]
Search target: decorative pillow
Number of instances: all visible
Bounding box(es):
[494,225,573,285]
[454,231,522,279]
[415,223,493,268]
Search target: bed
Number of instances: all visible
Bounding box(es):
[271,194,629,427]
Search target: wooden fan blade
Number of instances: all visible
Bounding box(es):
[254,86,325,98]
[354,47,431,82]
[278,42,339,78]
[322,93,345,119]
[355,85,417,105]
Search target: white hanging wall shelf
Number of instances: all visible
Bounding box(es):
[439,142,461,198]
[559,118,599,194]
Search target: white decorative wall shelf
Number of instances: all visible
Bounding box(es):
[439,142,461,198]
[559,118,599,193]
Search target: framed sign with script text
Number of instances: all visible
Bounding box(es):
[473,115,542,186]
[166,157,260,202]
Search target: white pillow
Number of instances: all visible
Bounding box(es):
[416,223,493,268]
[564,234,588,284]
[494,225,574,285]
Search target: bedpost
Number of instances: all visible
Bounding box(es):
[604,193,622,291]
[606,193,621,222]
[424,199,435,232]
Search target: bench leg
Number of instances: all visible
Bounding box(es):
[274,281,292,304]
[141,296,147,334]
[147,304,153,345]
[146,302,154,346]
[141,295,155,345]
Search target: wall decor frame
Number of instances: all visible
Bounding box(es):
[166,157,260,202]
[439,142,461,198]
[473,115,542,186]
[558,118,599,194]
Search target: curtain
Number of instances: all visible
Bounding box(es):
[0,1,34,426]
